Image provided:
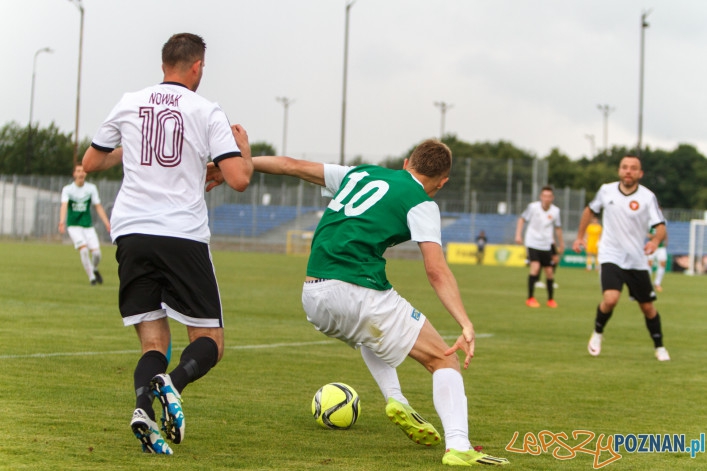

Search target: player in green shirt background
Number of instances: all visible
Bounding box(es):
[58,164,111,284]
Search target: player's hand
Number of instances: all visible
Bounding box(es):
[231,124,250,154]
[572,239,584,253]
[205,162,224,192]
[444,326,475,369]
[514,236,523,245]
[58,221,65,234]
[644,240,657,255]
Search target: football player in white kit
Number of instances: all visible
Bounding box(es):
[573,155,670,362]
[514,186,564,308]
[82,33,253,454]
[58,164,111,284]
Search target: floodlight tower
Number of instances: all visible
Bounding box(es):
[597,104,615,155]
[637,9,651,157]
[276,96,295,155]
[339,0,356,165]
[68,0,85,167]
[27,47,54,172]
[434,101,453,139]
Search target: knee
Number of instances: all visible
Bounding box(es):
[427,353,460,374]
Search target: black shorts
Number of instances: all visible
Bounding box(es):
[527,247,554,267]
[115,234,223,328]
[600,263,656,303]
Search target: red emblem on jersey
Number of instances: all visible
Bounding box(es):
[629,200,640,211]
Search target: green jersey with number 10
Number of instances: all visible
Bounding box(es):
[307,164,441,291]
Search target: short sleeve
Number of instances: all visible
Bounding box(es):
[408,201,442,245]
[322,164,355,197]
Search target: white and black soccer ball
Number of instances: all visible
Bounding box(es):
[311,382,360,429]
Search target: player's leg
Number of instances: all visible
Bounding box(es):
[409,321,508,465]
[134,319,171,416]
[68,226,96,283]
[86,227,103,284]
[654,261,666,290]
[169,326,223,392]
[526,252,541,307]
[131,319,173,454]
[588,264,622,356]
[654,249,667,291]
[360,345,441,446]
[78,245,96,282]
[117,234,173,452]
[361,346,405,403]
[151,236,224,444]
[543,261,556,307]
[352,290,442,447]
[627,270,669,361]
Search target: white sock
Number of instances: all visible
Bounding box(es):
[433,368,470,452]
[91,250,101,269]
[79,247,95,280]
[360,346,406,404]
[655,264,665,286]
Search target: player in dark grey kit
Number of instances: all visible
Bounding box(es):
[82,33,253,454]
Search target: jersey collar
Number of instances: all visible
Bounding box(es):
[161,81,189,89]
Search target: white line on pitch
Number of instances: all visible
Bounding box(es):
[0,335,494,360]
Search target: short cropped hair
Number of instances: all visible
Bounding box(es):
[407,139,452,178]
[540,185,554,193]
[162,33,206,68]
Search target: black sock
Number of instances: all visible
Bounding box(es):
[134,350,168,420]
[169,336,219,393]
[547,278,554,300]
[645,313,663,348]
[528,275,539,298]
[595,305,613,334]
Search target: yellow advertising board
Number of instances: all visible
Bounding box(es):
[446,242,527,267]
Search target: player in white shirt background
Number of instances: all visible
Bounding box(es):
[573,155,670,362]
[515,186,564,308]
[58,164,111,285]
[82,33,253,454]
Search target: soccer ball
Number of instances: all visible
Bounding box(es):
[311,382,360,429]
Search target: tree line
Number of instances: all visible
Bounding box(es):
[2,121,706,209]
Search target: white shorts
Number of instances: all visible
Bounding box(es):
[67,226,100,250]
[648,246,668,264]
[302,279,426,368]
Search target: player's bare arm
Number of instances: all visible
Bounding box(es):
[644,223,666,255]
[419,241,475,368]
[573,206,594,252]
[95,203,111,233]
[205,124,253,192]
[555,226,565,255]
[58,202,68,233]
[216,124,253,192]
[253,156,326,186]
[82,146,123,173]
[514,218,524,245]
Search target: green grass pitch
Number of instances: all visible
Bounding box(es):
[0,241,705,470]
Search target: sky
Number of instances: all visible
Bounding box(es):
[3,0,707,164]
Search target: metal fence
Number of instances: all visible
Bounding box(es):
[2,169,704,252]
